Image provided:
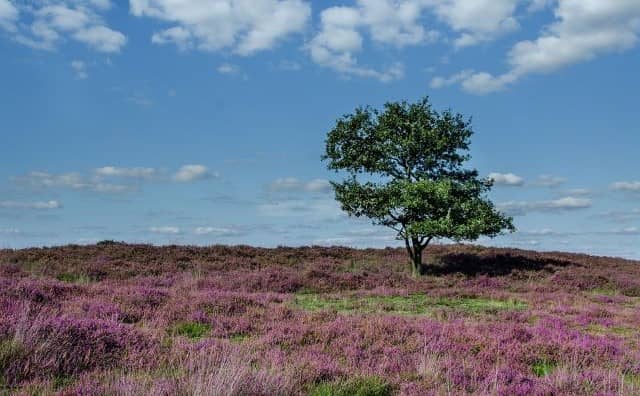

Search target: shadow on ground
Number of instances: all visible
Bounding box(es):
[425,252,579,277]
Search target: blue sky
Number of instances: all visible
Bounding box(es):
[1,0,639,258]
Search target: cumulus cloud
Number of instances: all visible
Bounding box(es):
[0,200,62,209]
[308,0,438,82]
[13,171,132,193]
[611,181,640,192]
[0,0,18,31]
[94,166,156,179]
[488,172,524,186]
[148,226,181,234]
[431,0,519,48]
[433,1,640,94]
[70,60,87,79]
[11,1,126,53]
[268,177,332,193]
[151,26,192,50]
[429,69,473,89]
[173,165,217,182]
[131,0,311,55]
[498,196,592,216]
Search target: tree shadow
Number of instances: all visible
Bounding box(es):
[425,252,579,277]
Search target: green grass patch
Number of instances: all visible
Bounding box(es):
[624,373,640,390]
[0,339,24,389]
[431,296,527,313]
[168,322,211,339]
[56,273,93,284]
[309,376,394,396]
[585,324,636,337]
[294,293,526,316]
[590,287,619,296]
[532,360,556,377]
[229,334,250,343]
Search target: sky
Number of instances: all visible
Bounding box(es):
[0,0,639,259]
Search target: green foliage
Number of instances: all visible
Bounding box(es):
[323,97,514,271]
[168,322,211,339]
[294,293,526,316]
[309,376,394,396]
[531,359,556,377]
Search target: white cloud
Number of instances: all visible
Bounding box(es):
[258,197,342,219]
[0,200,62,209]
[611,226,640,235]
[308,0,440,82]
[431,0,519,48]
[126,94,153,107]
[611,181,640,192]
[488,172,524,186]
[70,60,87,79]
[518,228,557,236]
[0,228,20,234]
[11,2,126,53]
[305,178,332,193]
[268,177,332,193]
[432,1,640,94]
[498,196,592,216]
[94,166,156,179]
[533,174,567,187]
[217,63,239,74]
[173,164,217,182]
[429,69,473,88]
[597,208,640,224]
[149,226,181,234]
[131,0,311,55]
[193,226,245,237]
[72,25,126,52]
[151,26,192,50]
[561,188,591,197]
[0,0,18,31]
[13,171,133,193]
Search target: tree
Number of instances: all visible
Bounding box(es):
[322,97,515,276]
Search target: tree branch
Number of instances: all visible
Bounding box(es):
[421,236,433,249]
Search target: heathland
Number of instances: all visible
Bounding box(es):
[1,243,639,395]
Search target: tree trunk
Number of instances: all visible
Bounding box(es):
[412,248,423,276]
[407,237,424,277]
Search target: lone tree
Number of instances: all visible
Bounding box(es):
[323,97,514,275]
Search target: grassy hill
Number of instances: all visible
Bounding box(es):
[1,243,639,395]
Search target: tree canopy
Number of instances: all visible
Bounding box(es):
[323,97,514,275]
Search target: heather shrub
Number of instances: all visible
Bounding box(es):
[0,244,639,394]
[1,315,155,385]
